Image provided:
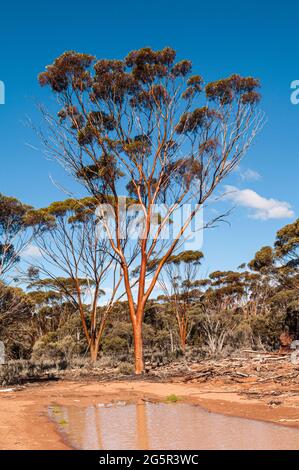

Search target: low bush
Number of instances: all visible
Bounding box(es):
[117,362,135,375]
[0,359,68,386]
[32,334,78,361]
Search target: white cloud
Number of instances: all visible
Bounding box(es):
[22,244,42,258]
[237,167,262,182]
[224,185,294,220]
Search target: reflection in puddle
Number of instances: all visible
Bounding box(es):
[49,402,299,450]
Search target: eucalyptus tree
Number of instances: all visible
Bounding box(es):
[157,250,203,352]
[0,194,35,280]
[274,219,299,291]
[0,281,33,359]
[38,47,262,373]
[249,219,299,340]
[248,219,299,294]
[26,197,122,361]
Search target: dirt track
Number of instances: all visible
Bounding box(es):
[2,373,299,450]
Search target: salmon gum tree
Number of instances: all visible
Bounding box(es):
[38,47,262,374]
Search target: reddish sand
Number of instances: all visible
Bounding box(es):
[1,379,299,450]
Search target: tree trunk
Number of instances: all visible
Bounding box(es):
[169,328,174,353]
[178,316,187,354]
[90,337,99,362]
[133,322,144,374]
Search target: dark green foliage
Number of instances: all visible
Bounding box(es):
[0,194,33,278]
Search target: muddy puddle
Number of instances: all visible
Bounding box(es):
[49,401,299,450]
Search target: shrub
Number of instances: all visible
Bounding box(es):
[0,359,68,386]
[166,394,180,403]
[102,335,128,355]
[118,362,135,375]
[250,311,285,350]
[32,333,77,360]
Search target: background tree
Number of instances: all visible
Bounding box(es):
[274,219,299,291]
[0,282,33,359]
[38,47,262,373]
[157,250,203,352]
[248,219,299,346]
[274,219,299,341]
[27,286,74,338]
[0,216,297,363]
[25,197,122,361]
[0,194,35,280]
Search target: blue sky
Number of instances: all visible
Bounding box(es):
[0,0,298,275]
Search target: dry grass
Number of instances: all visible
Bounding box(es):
[0,359,68,386]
